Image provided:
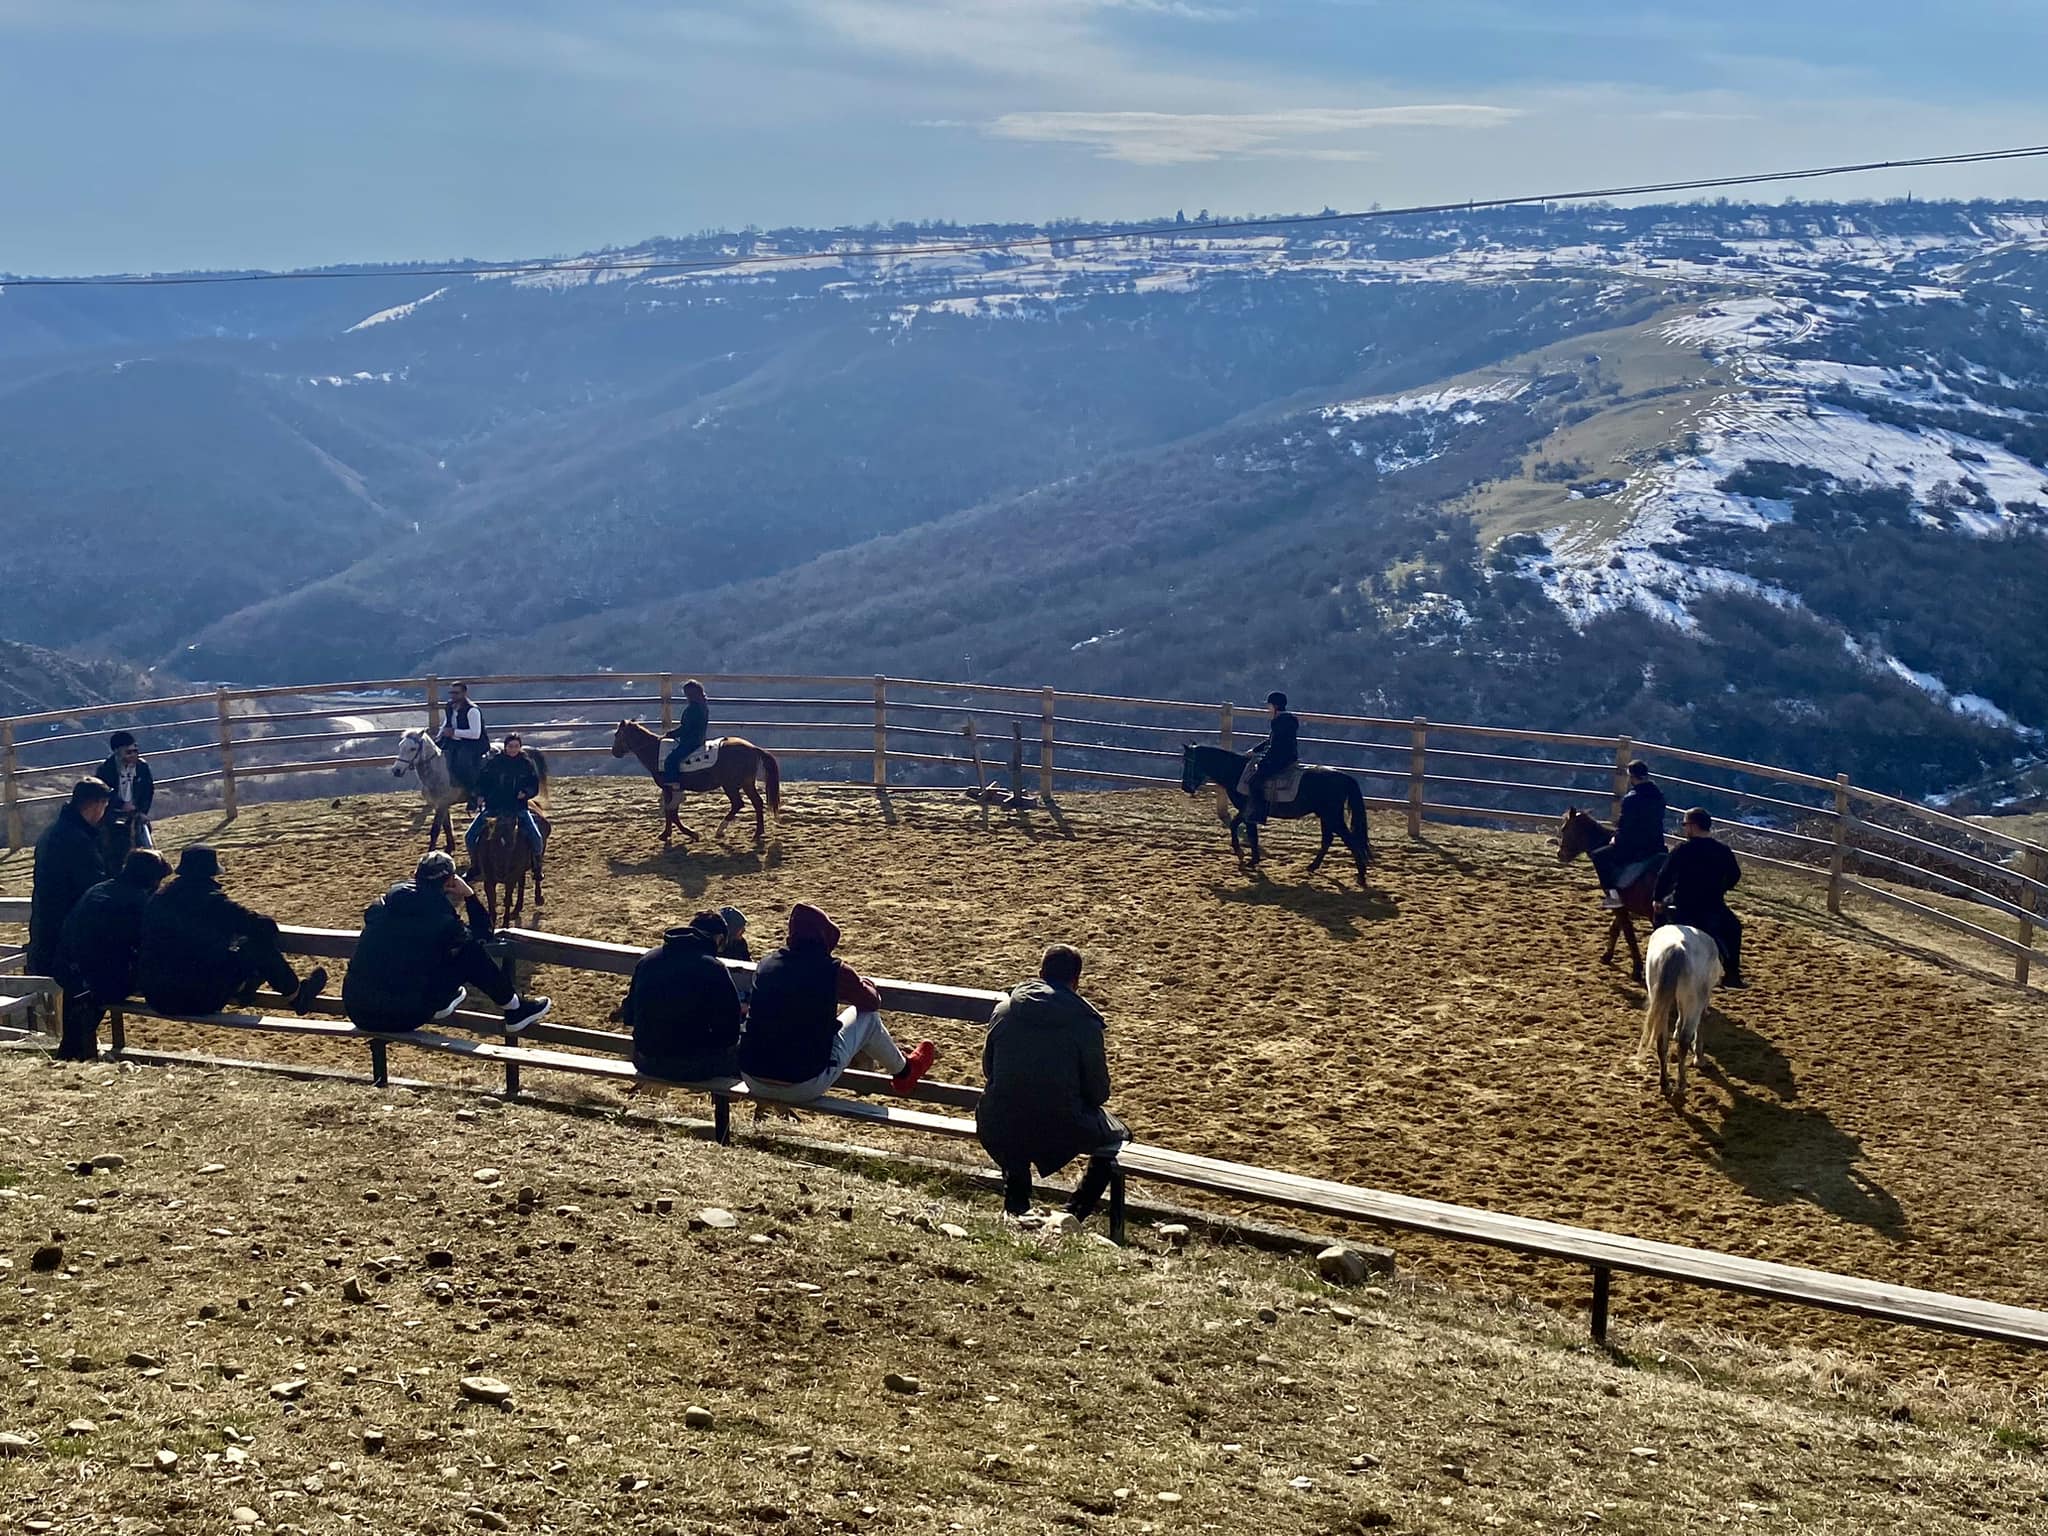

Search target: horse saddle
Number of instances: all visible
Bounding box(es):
[1614,853,1663,891]
[1237,761,1306,805]
[675,738,723,775]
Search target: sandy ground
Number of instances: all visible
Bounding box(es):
[7,781,2048,1378]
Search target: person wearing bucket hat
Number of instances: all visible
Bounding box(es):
[344,851,549,1033]
[137,846,327,1017]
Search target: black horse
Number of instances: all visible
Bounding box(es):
[1181,744,1372,885]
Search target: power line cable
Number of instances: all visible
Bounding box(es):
[8,141,2048,289]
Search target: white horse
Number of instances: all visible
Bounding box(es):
[1638,923,1722,1105]
[391,728,469,852]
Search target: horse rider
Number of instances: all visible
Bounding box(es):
[1653,807,1746,989]
[1592,759,1666,909]
[465,733,544,873]
[97,731,156,849]
[661,679,712,784]
[1241,690,1300,826]
[436,681,489,797]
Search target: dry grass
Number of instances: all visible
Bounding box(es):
[5,1060,2048,1536]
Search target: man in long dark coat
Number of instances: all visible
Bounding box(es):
[28,779,111,978]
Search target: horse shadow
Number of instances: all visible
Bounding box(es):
[607,843,783,899]
[1404,832,1484,880]
[1207,874,1399,938]
[1689,1067,1905,1239]
[1701,1007,1798,1103]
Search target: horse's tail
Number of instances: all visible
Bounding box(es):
[762,748,781,812]
[529,748,551,811]
[1345,776,1371,860]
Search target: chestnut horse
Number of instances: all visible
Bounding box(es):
[610,719,781,843]
[1556,806,1662,980]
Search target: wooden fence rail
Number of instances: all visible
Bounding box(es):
[4,671,2043,984]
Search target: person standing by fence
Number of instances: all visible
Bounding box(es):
[437,681,489,798]
[28,778,111,979]
[96,732,156,849]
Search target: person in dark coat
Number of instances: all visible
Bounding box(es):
[977,945,1129,1223]
[1654,808,1746,988]
[739,902,935,1103]
[464,735,544,869]
[96,732,156,849]
[343,851,549,1033]
[1592,759,1668,907]
[662,679,713,782]
[716,905,751,964]
[624,911,743,1082]
[28,779,111,978]
[53,848,169,1060]
[136,846,327,1017]
[1242,691,1300,825]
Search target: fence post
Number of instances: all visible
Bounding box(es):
[1219,702,1234,752]
[1010,724,1027,804]
[1828,774,1851,916]
[659,674,675,733]
[1,722,19,853]
[1040,687,1057,803]
[1612,735,1632,820]
[2017,849,2042,988]
[424,676,441,733]
[964,719,985,791]
[216,688,238,820]
[1407,717,1427,838]
[871,677,888,789]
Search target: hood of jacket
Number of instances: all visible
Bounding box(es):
[662,925,721,958]
[786,902,841,951]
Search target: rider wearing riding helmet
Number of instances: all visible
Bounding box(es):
[662,680,712,783]
[1243,691,1300,826]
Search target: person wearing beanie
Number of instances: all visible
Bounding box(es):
[343,852,549,1033]
[1240,690,1300,827]
[715,905,751,964]
[27,778,112,979]
[96,731,156,849]
[623,911,743,1083]
[136,846,328,1017]
[52,848,171,1061]
[738,902,935,1102]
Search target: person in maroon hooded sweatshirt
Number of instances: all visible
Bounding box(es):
[738,902,936,1103]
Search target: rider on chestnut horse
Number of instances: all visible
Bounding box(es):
[465,734,545,876]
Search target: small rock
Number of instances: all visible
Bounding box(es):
[71,1199,99,1214]
[0,1433,35,1456]
[1289,1475,1315,1490]
[882,1372,921,1395]
[455,1109,478,1123]
[224,1446,248,1465]
[617,1473,649,1492]
[1317,1246,1377,1287]
[425,1250,455,1270]
[218,1362,247,1379]
[29,1245,62,1273]
[458,1375,514,1405]
[472,1168,503,1184]
[126,1351,162,1368]
[683,1405,715,1430]
[270,1379,308,1401]
[65,1419,96,1436]
[341,1276,369,1304]
[653,1197,674,1215]
[694,1208,738,1230]
[937,1223,969,1240]
[1257,1307,1280,1325]
[363,1429,386,1454]
[232,1509,261,1527]
[1348,1452,1382,1471]
[1157,1223,1191,1247]
[91,1154,126,1171]
[464,1507,510,1531]
[553,1205,580,1218]
[155,1448,179,1473]
[1043,1213,1076,1234]
[196,1163,227,1176]
[1156,1491,1182,1504]
[67,1355,98,1373]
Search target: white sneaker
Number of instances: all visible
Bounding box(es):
[432,988,468,1021]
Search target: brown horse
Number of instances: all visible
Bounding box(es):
[1557,806,1662,980]
[610,720,782,843]
[474,810,547,927]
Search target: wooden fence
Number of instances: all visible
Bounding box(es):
[3,671,2044,985]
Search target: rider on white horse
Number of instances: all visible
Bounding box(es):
[437,681,488,798]
[1654,808,1745,989]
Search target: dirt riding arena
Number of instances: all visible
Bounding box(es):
[8,781,2048,1375]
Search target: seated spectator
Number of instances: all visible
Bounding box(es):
[53,849,170,1061]
[136,846,328,1017]
[716,905,752,963]
[738,902,934,1104]
[343,851,550,1033]
[28,778,111,980]
[977,945,1129,1224]
[624,910,744,1082]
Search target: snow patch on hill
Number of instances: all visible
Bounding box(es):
[346,288,447,333]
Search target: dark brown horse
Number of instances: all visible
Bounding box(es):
[474,809,548,927]
[1557,806,1661,980]
[610,719,782,843]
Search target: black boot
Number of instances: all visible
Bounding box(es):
[1002,1167,1034,1217]
[1068,1156,1117,1222]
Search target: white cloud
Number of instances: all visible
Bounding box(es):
[984,104,1519,164]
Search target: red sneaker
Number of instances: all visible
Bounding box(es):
[890,1040,937,1095]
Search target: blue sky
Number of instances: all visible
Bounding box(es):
[2,0,2045,273]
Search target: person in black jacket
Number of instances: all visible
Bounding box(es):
[96,732,156,850]
[28,779,111,978]
[624,911,744,1082]
[53,849,170,1060]
[662,680,713,782]
[136,846,328,1016]
[343,851,549,1033]
[1592,760,1668,908]
[977,945,1129,1225]
[464,736,545,871]
[1242,691,1300,826]
[1654,808,1746,988]
[716,906,751,964]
